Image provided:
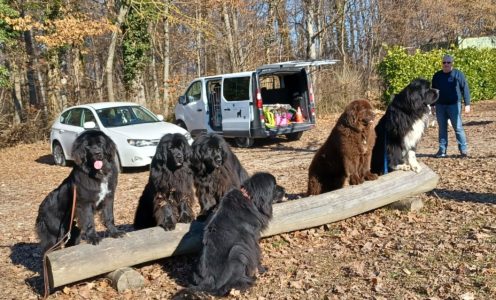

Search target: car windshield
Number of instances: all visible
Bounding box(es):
[96,106,159,127]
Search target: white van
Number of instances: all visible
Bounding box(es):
[174,60,337,147]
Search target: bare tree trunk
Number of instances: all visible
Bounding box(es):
[304,0,317,59]
[276,0,293,60]
[128,74,147,106]
[148,22,160,111]
[315,0,323,58]
[23,29,39,108]
[11,63,24,124]
[196,2,202,77]
[231,6,244,67]
[337,0,347,70]
[265,0,276,63]
[105,4,129,102]
[72,48,83,105]
[163,3,171,119]
[47,52,63,119]
[222,2,236,72]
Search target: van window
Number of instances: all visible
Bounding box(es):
[223,77,250,101]
[186,81,202,102]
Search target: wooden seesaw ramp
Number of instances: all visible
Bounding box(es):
[46,162,438,288]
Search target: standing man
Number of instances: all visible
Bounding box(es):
[432,54,471,158]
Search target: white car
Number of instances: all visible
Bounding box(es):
[50,102,193,170]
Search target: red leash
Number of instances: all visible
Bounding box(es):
[42,185,77,299]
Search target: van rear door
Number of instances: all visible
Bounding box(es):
[220,73,253,137]
[256,59,339,73]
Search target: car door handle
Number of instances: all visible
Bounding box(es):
[197,109,202,112]
[224,108,231,111]
[59,129,65,133]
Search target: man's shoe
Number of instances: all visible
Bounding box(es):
[460,151,468,158]
[435,150,446,158]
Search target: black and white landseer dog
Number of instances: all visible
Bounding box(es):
[189,133,249,216]
[133,133,199,231]
[371,78,439,174]
[36,130,123,252]
[173,172,285,299]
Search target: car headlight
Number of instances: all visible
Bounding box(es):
[127,139,159,147]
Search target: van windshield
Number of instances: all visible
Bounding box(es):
[223,77,250,101]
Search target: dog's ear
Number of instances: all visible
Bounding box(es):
[190,139,205,172]
[182,138,193,162]
[342,102,359,129]
[245,173,275,219]
[218,136,230,162]
[154,135,169,165]
[102,134,117,162]
[72,132,88,166]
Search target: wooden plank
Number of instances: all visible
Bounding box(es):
[46,162,438,288]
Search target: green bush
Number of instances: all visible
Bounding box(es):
[378,46,496,105]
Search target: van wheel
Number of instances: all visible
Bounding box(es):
[52,141,67,166]
[176,120,187,131]
[285,132,303,141]
[234,137,254,148]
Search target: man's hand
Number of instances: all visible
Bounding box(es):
[464,105,471,114]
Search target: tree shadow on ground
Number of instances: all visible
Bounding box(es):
[159,221,204,287]
[430,189,495,204]
[35,154,56,166]
[9,242,44,295]
[464,120,493,127]
[229,137,320,153]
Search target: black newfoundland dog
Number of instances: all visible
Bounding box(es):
[174,172,285,298]
[133,133,199,231]
[36,130,123,252]
[371,78,439,175]
[190,133,249,216]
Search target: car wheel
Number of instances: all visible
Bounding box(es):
[176,120,187,131]
[234,137,254,148]
[114,154,123,173]
[52,142,67,166]
[285,132,303,141]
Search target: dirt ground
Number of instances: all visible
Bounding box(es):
[0,101,495,300]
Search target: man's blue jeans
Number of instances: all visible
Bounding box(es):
[435,103,468,153]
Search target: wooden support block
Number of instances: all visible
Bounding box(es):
[46,162,438,288]
[387,197,424,212]
[106,267,144,292]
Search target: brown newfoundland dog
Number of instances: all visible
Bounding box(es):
[307,99,378,195]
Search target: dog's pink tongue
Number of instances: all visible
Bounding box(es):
[94,160,103,170]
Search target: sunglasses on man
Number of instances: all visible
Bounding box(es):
[442,61,452,64]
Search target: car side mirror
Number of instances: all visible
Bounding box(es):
[179,95,187,105]
[83,121,97,129]
[156,114,164,121]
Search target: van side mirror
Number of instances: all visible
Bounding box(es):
[83,121,97,129]
[156,114,164,121]
[179,95,187,105]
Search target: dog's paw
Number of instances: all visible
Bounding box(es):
[159,222,176,231]
[394,164,411,171]
[109,229,125,238]
[410,163,422,173]
[349,174,364,185]
[258,264,268,274]
[178,213,194,223]
[364,172,379,181]
[86,234,101,245]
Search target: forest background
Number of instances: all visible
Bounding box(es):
[0,0,495,148]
